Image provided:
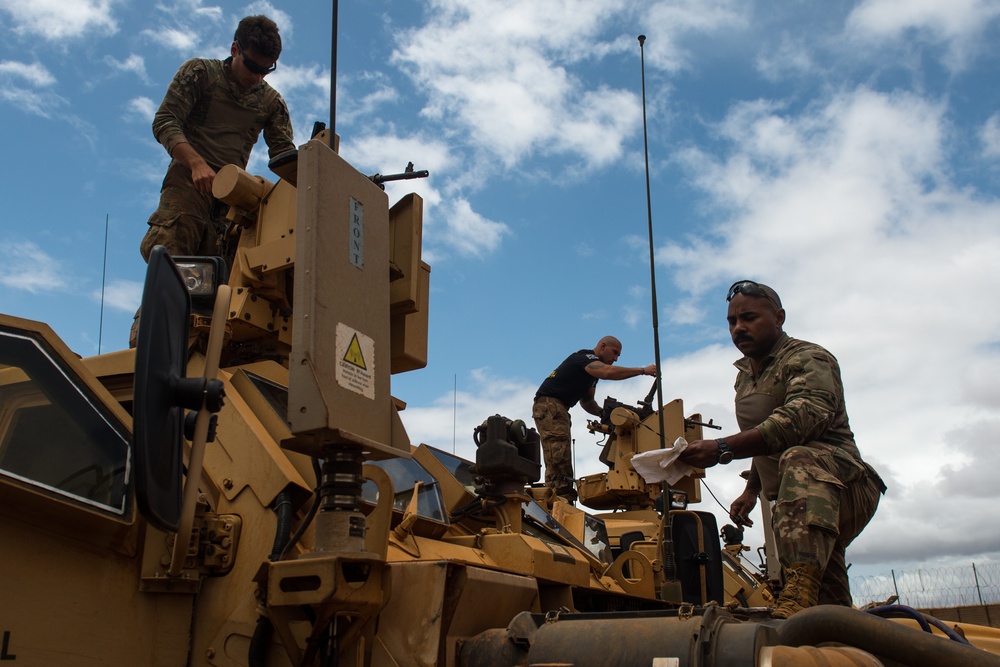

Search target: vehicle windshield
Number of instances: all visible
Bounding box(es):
[0,325,130,514]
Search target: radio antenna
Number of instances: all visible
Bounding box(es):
[639,34,682,602]
[98,213,109,354]
[329,0,338,149]
[637,36,666,449]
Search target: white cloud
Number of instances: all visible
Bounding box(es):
[846,0,1000,70]
[982,114,1000,159]
[0,241,68,293]
[341,131,515,260]
[391,0,641,170]
[439,198,511,258]
[105,53,149,83]
[0,61,57,87]
[90,279,142,312]
[125,96,156,122]
[755,33,815,82]
[0,62,66,119]
[0,0,120,41]
[659,86,1000,567]
[0,86,67,119]
[642,0,749,72]
[142,27,200,53]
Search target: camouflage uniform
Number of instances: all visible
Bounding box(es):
[734,333,886,606]
[140,57,294,261]
[532,397,575,495]
[533,349,601,499]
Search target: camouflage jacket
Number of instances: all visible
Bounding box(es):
[152,57,294,171]
[733,333,865,498]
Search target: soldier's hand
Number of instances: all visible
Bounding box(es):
[191,163,217,193]
[729,491,757,527]
[677,439,719,468]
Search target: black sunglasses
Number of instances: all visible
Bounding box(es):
[236,40,276,75]
[727,280,781,309]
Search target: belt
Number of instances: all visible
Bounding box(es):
[534,395,567,408]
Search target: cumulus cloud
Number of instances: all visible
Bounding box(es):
[125,96,156,122]
[0,241,69,293]
[846,0,1000,70]
[982,114,1000,159]
[0,0,120,41]
[141,27,201,54]
[755,33,816,81]
[90,279,142,312]
[437,198,511,258]
[0,61,65,118]
[642,0,749,72]
[105,54,149,83]
[0,61,57,87]
[658,86,1000,567]
[391,1,640,170]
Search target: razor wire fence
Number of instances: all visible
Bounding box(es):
[851,562,1000,609]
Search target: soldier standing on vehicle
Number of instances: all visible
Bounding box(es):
[533,336,657,503]
[139,14,294,261]
[678,280,886,618]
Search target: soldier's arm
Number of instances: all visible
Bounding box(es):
[152,59,216,193]
[754,349,843,455]
[264,93,295,158]
[153,59,206,159]
[579,385,601,417]
[584,360,656,381]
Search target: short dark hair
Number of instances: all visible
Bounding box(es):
[235,15,282,60]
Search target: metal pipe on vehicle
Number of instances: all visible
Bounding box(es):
[775,605,1000,667]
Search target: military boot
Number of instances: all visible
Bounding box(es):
[772,563,823,619]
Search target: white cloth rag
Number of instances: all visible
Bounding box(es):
[630,437,695,485]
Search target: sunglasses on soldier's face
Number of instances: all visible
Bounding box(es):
[236,40,276,75]
[726,280,781,309]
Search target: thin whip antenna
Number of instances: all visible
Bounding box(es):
[329,0,338,149]
[639,34,680,599]
[98,213,109,354]
[638,36,666,449]
[453,373,457,454]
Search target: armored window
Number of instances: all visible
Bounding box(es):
[0,325,130,515]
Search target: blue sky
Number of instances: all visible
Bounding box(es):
[2,0,1000,582]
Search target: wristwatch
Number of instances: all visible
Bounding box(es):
[716,438,734,465]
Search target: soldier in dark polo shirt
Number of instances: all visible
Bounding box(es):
[533,336,657,502]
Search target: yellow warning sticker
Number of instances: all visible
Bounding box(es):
[336,324,374,399]
[343,333,367,369]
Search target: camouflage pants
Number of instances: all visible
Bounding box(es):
[532,397,575,497]
[139,161,220,262]
[772,445,882,606]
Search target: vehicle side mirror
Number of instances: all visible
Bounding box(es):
[132,245,190,532]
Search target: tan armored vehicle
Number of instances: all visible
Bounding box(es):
[2,127,999,666]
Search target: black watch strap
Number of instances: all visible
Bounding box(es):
[716,438,734,465]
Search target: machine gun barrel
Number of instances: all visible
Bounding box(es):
[369,162,430,188]
[685,417,722,431]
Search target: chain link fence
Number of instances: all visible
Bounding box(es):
[851,562,1000,609]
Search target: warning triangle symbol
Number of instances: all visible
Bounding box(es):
[344,333,367,370]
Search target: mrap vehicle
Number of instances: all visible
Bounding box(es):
[2,130,1000,667]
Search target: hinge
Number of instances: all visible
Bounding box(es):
[197,512,241,576]
[140,498,241,593]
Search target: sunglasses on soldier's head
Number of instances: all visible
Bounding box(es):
[726,280,781,309]
[236,40,276,75]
